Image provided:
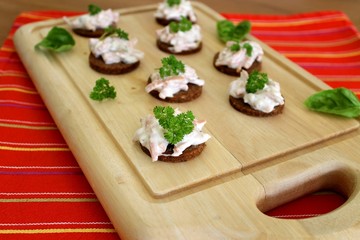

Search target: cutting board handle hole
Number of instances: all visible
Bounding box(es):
[257,163,355,219]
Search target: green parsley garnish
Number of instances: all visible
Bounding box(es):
[153,106,195,144]
[100,26,129,40]
[89,4,102,15]
[217,20,251,43]
[230,42,252,57]
[158,55,185,79]
[167,0,181,7]
[34,26,75,52]
[246,71,269,93]
[304,87,360,118]
[89,78,117,101]
[243,43,253,56]
[230,42,241,52]
[169,17,192,33]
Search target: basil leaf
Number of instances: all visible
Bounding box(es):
[217,20,251,43]
[304,87,360,118]
[35,27,75,52]
[233,20,251,41]
[217,20,235,43]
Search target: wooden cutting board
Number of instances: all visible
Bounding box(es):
[14,2,360,239]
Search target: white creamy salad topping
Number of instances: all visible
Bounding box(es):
[89,37,144,64]
[155,0,197,22]
[215,41,264,72]
[229,71,284,113]
[145,65,204,99]
[157,24,202,53]
[64,9,119,31]
[133,109,211,161]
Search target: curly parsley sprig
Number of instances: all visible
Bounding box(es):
[158,55,185,79]
[90,78,117,101]
[167,0,181,7]
[169,17,193,33]
[88,4,102,15]
[246,71,269,93]
[153,106,195,144]
[100,26,129,40]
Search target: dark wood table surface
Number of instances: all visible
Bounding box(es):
[1,0,359,45]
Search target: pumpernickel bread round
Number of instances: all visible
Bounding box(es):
[147,78,202,103]
[229,95,284,117]
[73,28,106,38]
[213,52,262,76]
[140,142,206,162]
[72,23,117,38]
[155,16,196,26]
[156,39,202,55]
[89,53,140,74]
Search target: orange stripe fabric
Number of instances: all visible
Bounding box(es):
[1,10,359,239]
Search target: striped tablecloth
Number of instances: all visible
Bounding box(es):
[0,10,359,239]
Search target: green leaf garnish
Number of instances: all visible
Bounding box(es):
[217,20,251,43]
[153,106,195,144]
[229,42,252,56]
[158,55,185,79]
[89,4,102,15]
[34,26,75,52]
[100,26,129,40]
[167,0,181,7]
[230,42,241,52]
[246,71,269,93]
[169,17,192,33]
[242,43,253,56]
[89,78,117,101]
[304,87,360,118]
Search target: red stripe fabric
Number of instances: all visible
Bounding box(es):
[1,10,359,239]
[265,192,347,219]
[0,11,120,238]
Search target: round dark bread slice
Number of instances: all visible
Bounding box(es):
[213,52,262,76]
[89,53,140,74]
[155,16,196,26]
[147,77,202,103]
[229,95,284,117]
[73,28,106,38]
[140,142,206,162]
[156,39,202,55]
[72,23,117,38]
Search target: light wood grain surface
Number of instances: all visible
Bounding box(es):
[1,0,360,45]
